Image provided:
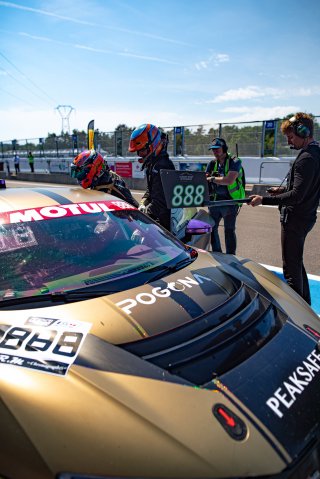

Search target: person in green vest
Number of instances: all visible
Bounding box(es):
[206,137,245,254]
[27,151,34,173]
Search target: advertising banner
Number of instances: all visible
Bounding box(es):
[132,159,145,178]
[115,161,132,178]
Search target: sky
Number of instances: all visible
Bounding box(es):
[1,0,320,142]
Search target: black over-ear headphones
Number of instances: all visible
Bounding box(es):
[213,138,228,153]
[289,116,311,138]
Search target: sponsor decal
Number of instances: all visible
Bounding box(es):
[0,317,91,376]
[116,273,212,314]
[25,317,79,329]
[266,349,320,418]
[0,200,136,225]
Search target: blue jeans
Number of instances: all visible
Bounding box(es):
[209,205,239,254]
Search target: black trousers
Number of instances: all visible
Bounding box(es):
[281,218,315,305]
[147,204,171,232]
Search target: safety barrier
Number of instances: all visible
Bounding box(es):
[1,155,294,185]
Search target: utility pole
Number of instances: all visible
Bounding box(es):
[55,105,75,134]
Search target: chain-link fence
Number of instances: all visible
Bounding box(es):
[1,117,319,160]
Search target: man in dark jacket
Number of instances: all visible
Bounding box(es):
[249,112,320,305]
[129,124,175,231]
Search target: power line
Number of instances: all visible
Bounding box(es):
[0,86,34,106]
[0,51,58,105]
[0,66,55,106]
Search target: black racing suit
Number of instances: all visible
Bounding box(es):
[141,150,175,231]
[91,168,139,208]
[262,142,320,304]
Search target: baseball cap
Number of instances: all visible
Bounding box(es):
[208,138,227,150]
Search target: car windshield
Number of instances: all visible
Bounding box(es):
[0,207,190,302]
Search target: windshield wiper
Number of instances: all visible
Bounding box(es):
[144,257,196,284]
[0,290,117,308]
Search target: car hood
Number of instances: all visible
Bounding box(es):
[1,250,320,478]
[0,358,287,478]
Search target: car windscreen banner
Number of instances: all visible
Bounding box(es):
[160,170,210,209]
[0,200,136,224]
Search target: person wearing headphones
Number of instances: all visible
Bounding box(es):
[249,112,320,305]
[129,124,175,231]
[206,137,245,254]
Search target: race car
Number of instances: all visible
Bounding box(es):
[1,185,320,479]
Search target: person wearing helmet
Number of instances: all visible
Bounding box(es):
[71,149,138,208]
[129,124,175,231]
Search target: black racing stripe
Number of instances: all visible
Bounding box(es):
[167,289,205,318]
[153,278,206,319]
[75,334,192,386]
[32,188,72,205]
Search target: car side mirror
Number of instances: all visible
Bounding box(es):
[0,179,6,189]
[186,219,212,235]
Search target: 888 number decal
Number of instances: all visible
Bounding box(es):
[0,327,82,357]
[0,322,90,375]
[172,184,205,207]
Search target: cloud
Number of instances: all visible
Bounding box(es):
[208,85,320,104]
[17,31,182,65]
[19,32,54,42]
[0,1,95,24]
[195,53,230,70]
[217,105,300,123]
[209,86,284,103]
[215,54,229,63]
[294,87,320,97]
[75,44,182,65]
[0,1,189,45]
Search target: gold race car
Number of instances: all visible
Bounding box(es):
[1,184,320,479]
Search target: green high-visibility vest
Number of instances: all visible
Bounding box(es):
[210,154,245,200]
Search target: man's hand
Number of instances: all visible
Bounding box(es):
[248,195,263,207]
[138,204,147,213]
[266,186,285,196]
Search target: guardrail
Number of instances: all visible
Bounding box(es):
[1,156,296,185]
[258,161,292,183]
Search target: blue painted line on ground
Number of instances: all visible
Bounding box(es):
[261,264,320,316]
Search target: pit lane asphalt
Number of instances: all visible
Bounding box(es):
[5,179,320,276]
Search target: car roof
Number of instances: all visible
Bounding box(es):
[0,186,118,213]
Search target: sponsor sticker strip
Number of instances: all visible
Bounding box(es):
[266,349,320,418]
[116,273,212,314]
[0,200,136,225]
